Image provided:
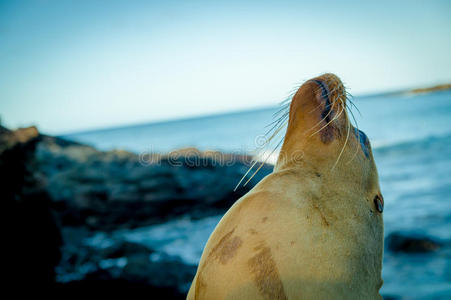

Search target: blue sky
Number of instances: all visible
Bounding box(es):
[1,0,450,134]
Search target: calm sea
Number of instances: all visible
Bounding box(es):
[65,91,451,298]
[64,91,451,155]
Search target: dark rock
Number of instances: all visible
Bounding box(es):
[386,232,442,253]
[53,280,186,298]
[2,125,271,292]
[120,254,152,284]
[32,131,272,230]
[102,241,153,259]
[1,126,62,287]
[56,230,195,295]
[120,254,196,293]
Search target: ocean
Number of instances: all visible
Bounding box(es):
[65,90,451,298]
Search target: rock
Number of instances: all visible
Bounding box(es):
[2,125,271,291]
[54,279,187,298]
[0,125,39,154]
[120,253,196,293]
[56,231,195,295]
[32,130,272,230]
[101,241,153,259]
[386,232,442,253]
[1,126,62,287]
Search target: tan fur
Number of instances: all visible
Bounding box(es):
[187,74,384,300]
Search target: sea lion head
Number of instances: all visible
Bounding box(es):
[276,73,384,212]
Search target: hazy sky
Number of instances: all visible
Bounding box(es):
[1,0,451,134]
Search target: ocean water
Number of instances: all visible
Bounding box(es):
[64,91,451,155]
[66,91,451,298]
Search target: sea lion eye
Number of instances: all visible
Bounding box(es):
[374,195,384,213]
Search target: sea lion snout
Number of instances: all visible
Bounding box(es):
[309,73,347,127]
[276,73,350,168]
[276,73,378,179]
[289,73,348,139]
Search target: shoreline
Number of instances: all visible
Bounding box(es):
[3,125,272,295]
[4,125,449,297]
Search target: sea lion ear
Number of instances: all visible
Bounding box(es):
[374,194,384,213]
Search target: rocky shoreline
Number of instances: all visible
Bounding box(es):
[4,126,445,297]
[4,125,272,296]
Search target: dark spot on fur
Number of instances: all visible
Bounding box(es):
[262,217,268,223]
[194,229,243,297]
[290,241,295,246]
[315,172,321,177]
[320,126,335,144]
[248,245,287,300]
[249,228,258,235]
[209,228,243,264]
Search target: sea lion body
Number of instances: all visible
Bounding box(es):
[188,74,384,299]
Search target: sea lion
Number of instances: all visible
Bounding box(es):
[187,73,384,299]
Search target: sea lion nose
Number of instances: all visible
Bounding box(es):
[312,79,333,121]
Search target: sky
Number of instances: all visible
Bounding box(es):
[1,0,451,134]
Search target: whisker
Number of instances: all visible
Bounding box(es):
[346,136,361,165]
[308,101,324,114]
[233,159,260,191]
[331,104,350,170]
[265,119,289,144]
[265,113,288,133]
[309,102,344,137]
[307,100,338,133]
[234,95,290,191]
[347,104,359,128]
[346,93,361,116]
[272,103,290,118]
[243,137,285,187]
[346,99,362,165]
